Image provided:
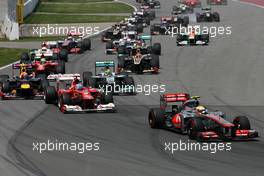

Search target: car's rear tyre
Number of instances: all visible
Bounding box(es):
[41,78,49,90]
[183,16,189,27]
[56,61,65,74]
[213,12,220,22]
[59,49,68,62]
[2,81,10,93]
[151,54,159,69]
[83,71,94,87]
[136,24,143,33]
[0,75,9,84]
[118,57,125,68]
[117,45,127,55]
[152,43,161,55]
[148,108,164,129]
[106,42,114,50]
[44,86,57,104]
[20,52,30,63]
[187,118,205,140]
[83,38,91,50]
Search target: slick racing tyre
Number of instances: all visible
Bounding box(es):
[20,52,30,63]
[187,118,205,140]
[102,93,114,104]
[151,54,160,69]
[83,38,91,50]
[0,75,9,84]
[152,43,161,55]
[213,12,220,22]
[148,108,164,129]
[2,81,10,93]
[59,49,68,62]
[44,86,57,104]
[56,61,66,74]
[83,71,95,87]
[233,116,251,130]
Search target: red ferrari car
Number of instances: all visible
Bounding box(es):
[179,0,202,7]
[44,74,116,113]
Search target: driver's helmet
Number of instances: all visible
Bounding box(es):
[104,66,112,76]
[40,57,46,64]
[68,36,73,41]
[20,68,28,79]
[196,105,207,114]
[76,83,83,90]
[184,99,199,108]
[73,77,80,84]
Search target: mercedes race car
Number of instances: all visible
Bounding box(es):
[172,4,194,15]
[148,93,259,141]
[44,74,116,113]
[83,61,136,95]
[196,8,220,22]
[140,0,161,9]
[178,0,201,7]
[207,0,228,5]
[176,29,210,46]
[0,64,48,100]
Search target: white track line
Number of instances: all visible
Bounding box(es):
[231,0,264,9]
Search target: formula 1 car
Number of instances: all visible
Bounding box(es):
[20,46,67,63]
[0,64,48,100]
[105,31,138,54]
[150,16,189,35]
[140,0,161,9]
[196,8,220,22]
[178,0,201,7]
[19,51,66,77]
[176,29,210,46]
[207,0,228,5]
[44,74,116,113]
[57,33,91,54]
[132,10,156,21]
[117,36,160,74]
[172,4,194,15]
[41,41,68,62]
[83,61,135,95]
[148,93,259,141]
[101,27,122,42]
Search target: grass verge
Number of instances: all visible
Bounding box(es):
[35,2,133,13]
[41,0,113,2]
[0,48,29,67]
[24,14,127,24]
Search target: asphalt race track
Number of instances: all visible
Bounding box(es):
[1,0,264,175]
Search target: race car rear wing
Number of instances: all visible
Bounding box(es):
[161,93,190,103]
[95,61,115,75]
[12,63,33,75]
[47,74,81,81]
